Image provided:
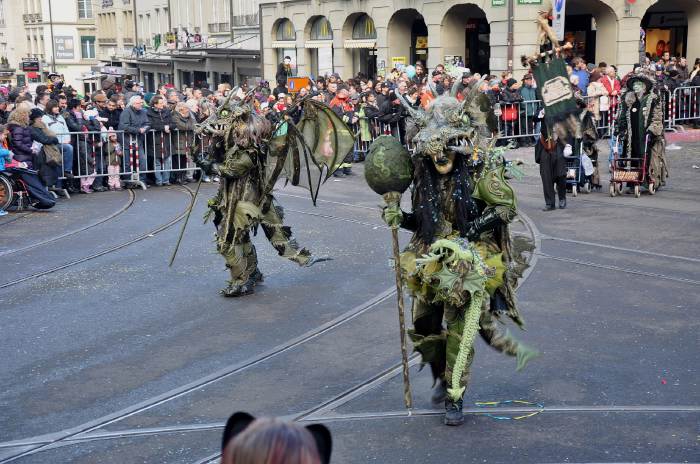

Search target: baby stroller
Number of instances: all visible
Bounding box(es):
[0,168,56,211]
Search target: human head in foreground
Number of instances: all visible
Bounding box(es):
[221,412,332,464]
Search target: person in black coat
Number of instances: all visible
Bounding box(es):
[535,115,568,211]
[99,98,122,131]
[28,108,60,188]
[146,95,173,186]
[118,95,150,183]
[7,106,34,168]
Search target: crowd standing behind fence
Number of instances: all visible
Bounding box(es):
[0,55,699,210]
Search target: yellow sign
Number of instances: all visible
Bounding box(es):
[391,56,406,67]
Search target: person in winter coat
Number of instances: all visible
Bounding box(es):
[105,130,123,190]
[7,106,34,168]
[63,99,102,192]
[586,71,608,123]
[118,95,150,183]
[518,74,539,146]
[499,78,524,145]
[42,99,74,189]
[1,123,55,210]
[146,95,173,186]
[329,87,357,176]
[99,98,122,131]
[171,102,196,184]
[29,108,61,189]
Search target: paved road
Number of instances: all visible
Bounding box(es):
[0,140,698,463]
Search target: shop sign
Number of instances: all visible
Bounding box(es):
[552,0,566,41]
[21,59,40,72]
[517,0,542,4]
[54,36,75,60]
[391,57,406,68]
[492,0,505,6]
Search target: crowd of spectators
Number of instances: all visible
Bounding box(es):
[0,50,699,210]
[0,76,231,203]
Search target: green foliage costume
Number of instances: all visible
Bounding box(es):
[195,93,354,296]
[380,84,538,425]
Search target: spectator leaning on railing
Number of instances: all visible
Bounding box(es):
[171,101,196,184]
[118,95,150,184]
[146,95,173,186]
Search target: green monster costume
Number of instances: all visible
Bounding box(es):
[195,92,355,297]
[373,83,538,426]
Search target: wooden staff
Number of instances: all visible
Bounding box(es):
[383,191,413,410]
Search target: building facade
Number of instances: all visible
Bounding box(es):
[3,0,100,91]
[260,0,700,81]
[0,0,27,85]
[118,0,261,92]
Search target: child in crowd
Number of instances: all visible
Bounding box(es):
[105,129,122,191]
[0,124,12,216]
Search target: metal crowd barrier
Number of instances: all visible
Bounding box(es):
[672,85,700,128]
[37,86,699,195]
[346,86,700,154]
[51,129,206,190]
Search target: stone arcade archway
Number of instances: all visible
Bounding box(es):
[441,4,490,74]
[564,0,618,67]
[387,9,428,68]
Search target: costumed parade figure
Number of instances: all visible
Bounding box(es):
[366,82,538,426]
[191,91,354,296]
[615,72,668,192]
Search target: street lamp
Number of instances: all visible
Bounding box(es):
[48,0,56,73]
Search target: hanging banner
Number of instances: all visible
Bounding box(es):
[552,0,566,41]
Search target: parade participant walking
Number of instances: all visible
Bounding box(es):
[188,89,355,297]
[616,73,668,192]
[535,114,568,210]
[371,82,538,426]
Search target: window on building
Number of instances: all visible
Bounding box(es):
[275,19,295,41]
[310,17,332,41]
[352,14,376,40]
[77,0,93,19]
[81,36,96,59]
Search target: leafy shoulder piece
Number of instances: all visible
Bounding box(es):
[266,98,355,205]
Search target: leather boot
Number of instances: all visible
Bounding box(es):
[444,398,464,426]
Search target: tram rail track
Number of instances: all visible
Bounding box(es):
[3,191,689,463]
[0,197,539,462]
[0,190,136,258]
[0,187,191,290]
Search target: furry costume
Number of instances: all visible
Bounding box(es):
[382,83,538,426]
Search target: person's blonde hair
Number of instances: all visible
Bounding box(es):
[7,106,30,126]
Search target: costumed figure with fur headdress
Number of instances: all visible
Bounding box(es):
[368,80,539,426]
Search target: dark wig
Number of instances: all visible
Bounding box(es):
[412,154,480,244]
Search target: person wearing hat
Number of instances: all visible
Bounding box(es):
[452,71,473,101]
[519,73,539,147]
[615,73,668,192]
[498,77,523,146]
